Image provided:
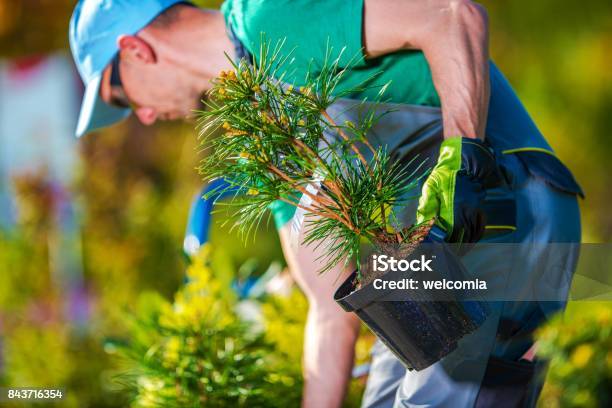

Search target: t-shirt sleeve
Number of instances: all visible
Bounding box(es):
[224,0,366,79]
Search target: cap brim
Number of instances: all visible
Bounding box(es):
[75,73,131,138]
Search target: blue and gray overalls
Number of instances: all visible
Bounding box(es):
[228,29,583,408]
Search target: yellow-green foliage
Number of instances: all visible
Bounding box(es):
[261,290,308,364]
[536,303,612,408]
[3,322,72,390]
[115,246,301,408]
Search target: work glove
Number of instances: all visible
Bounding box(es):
[416,137,503,243]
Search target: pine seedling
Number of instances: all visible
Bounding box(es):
[197,40,428,281]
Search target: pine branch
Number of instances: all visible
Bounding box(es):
[197,39,426,278]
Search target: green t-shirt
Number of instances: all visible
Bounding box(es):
[221,0,440,107]
[220,0,441,228]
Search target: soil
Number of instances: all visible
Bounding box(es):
[358,221,434,288]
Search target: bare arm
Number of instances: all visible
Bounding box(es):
[278,224,360,408]
[363,0,490,140]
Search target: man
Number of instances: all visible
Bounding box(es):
[70,1,582,407]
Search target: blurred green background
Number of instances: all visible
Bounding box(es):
[0,0,610,407]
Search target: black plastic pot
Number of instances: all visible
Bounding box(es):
[333,226,489,371]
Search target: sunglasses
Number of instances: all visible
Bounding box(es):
[108,53,131,109]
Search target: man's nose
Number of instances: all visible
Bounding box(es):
[134,107,158,125]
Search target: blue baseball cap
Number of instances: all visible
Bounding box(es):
[69,0,187,137]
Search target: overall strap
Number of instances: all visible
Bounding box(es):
[227,24,254,64]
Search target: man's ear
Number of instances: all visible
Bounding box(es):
[117,35,156,64]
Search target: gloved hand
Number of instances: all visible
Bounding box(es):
[416,137,503,243]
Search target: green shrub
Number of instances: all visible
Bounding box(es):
[537,303,612,407]
[111,246,301,407]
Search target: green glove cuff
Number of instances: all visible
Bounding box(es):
[416,137,463,232]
